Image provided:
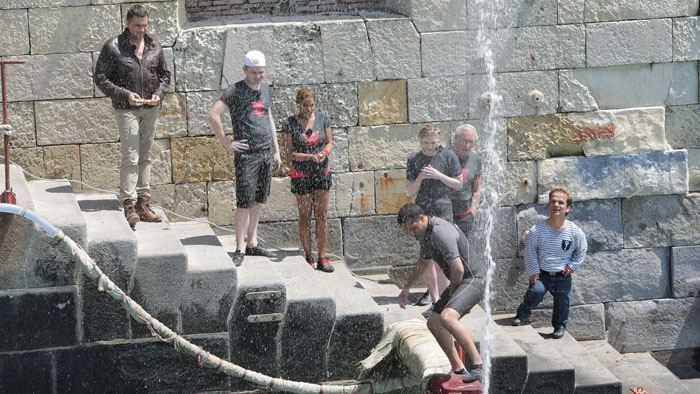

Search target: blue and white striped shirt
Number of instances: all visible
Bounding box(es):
[524,219,587,275]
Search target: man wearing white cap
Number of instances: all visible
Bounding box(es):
[208,50,281,266]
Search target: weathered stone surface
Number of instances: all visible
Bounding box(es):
[366,18,421,80]
[9,148,44,180]
[387,0,466,32]
[557,0,584,24]
[0,351,53,394]
[666,104,700,148]
[256,219,343,256]
[329,127,350,173]
[499,161,537,206]
[572,248,670,305]
[207,180,235,225]
[671,245,700,298]
[149,183,175,220]
[35,98,118,145]
[149,139,172,185]
[4,54,93,101]
[29,5,121,54]
[623,194,700,248]
[1,0,89,7]
[408,76,469,122]
[174,28,226,91]
[319,19,374,82]
[155,92,187,139]
[79,143,119,191]
[374,169,412,215]
[358,80,407,126]
[171,137,234,183]
[347,123,420,171]
[330,171,376,217]
[44,145,81,181]
[343,215,418,269]
[674,17,700,61]
[120,1,179,47]
[584,0,699,22]
[689,148,700,192]
[468,0,557,28]
[271,23,324,85]
[457,117,509,164]
[0,9,29,56]
[537,150,689,202]
[507,107,667,160]
[469,70,558,118]
[0,165,34,290]
[221,24,275,88]
[186,90,229,136]
[0,287,77,351]
[586,20,672,67]
[317,83,358,128]
[559,62,698,111]
[173,182,207,219]
[492,257,528,312]
[607,298,700,353]
[260,177,297,222]
[6,102,35,148]
[471,206,518,260]
[530,303,605,340]
[421,31,468,77]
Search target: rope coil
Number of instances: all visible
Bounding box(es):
[0,124,12,136]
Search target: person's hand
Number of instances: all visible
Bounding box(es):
[226,139,249,153]
[128,92,143,106]
[528,273,539,284]
[313,151,326,163]
[421,165,443,180]
[147,95,161,105]
[398,288,410,309]
[563,266,573,276]
[272,151,282,170]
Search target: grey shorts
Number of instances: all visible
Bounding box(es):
[433,277,485,317]
[234,151,272,208]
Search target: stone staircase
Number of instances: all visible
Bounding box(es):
[0,163,696,393]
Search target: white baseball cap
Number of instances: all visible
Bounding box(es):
[243,50,266,67]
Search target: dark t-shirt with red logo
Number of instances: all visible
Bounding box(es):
[281,111,331,178]
[221,80,272,151]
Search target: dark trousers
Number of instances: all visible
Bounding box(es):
[515,272,572,329]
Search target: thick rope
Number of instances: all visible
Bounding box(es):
[2,204,422,393]
[0,124,12,136]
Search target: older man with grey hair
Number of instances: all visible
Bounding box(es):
[450,124,482,236]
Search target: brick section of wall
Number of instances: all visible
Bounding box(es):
[185,0,388,20]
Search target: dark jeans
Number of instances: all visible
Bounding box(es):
[515,272,572,329]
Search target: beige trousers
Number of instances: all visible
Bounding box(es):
[115,107,159,202]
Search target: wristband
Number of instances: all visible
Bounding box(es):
[321,148,330,156]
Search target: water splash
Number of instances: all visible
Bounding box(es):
[474,0,505,392]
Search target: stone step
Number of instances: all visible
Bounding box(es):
[129,220,188,337]
[272,253,336,382]
[620,352,693,394]
[354,272,428,324]
[26,180,87,288]
[169,222,237,335]
[462,310,528,393]
[668,366,700,393]
[579,340,665,394]
[532,327,622,393]
[499,323,576,393]
[76,193,137,342]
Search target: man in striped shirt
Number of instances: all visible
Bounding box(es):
[511,187,587,339]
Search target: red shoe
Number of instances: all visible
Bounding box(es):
[316,257,334,273]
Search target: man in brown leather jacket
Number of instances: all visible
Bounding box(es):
[94,4,171,229]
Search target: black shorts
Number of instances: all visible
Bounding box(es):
[235,151,272,208]
[433,277,484,317]
[291,173,332,195]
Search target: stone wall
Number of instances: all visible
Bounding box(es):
[1,0,699,354]
[185,0,388,20]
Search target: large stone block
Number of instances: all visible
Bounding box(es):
[672,245,700,298]
[9,147,44,181]
[374,169,413,215]
[607,298,700,353]
[572,248,670,304]
[186,90,229,136]
[221,24,276,87]
[317,83,358,128]
[491,257,528,312]
[44,145,82,181]
[120,1,179,47]
[0,287,77,351]
[330,171,376,217]
[468,0,557,28]
[0,0,88,8]
[149,139,172,185]
[408,76,469,122]
[622,194,700,248]
[342,215,418,269]
[689,148,700,192]
[155,92,187,139]
[207,180,235,225]
[347,123,420,171]
[29,5,121,54]
[79,143,119,191]
[387,0,466,32]
[586,20,672,67]
[150,183,175,219]
[421,31,468,77]
[666,104,700,148]
[35,98,117,145]
[557,0,584,24]
[6,101,35,148]
[499,161,537,206]
[171,137,234,183]
[470,206,518,260]
[4,54,93,101]
[174,28,226,91]
[469,70,558,118]
[271,23,324,85]
[530,303,606,340]
[507,107,667,160]
[319,19,374,82]
[358,80,407,126]
[674,17,700,61]
[260,177,297,222]
[256,219,344,256]
[366,18,421,80]
[330,127,350,173]
[0,9,29,56]
[173,182,207,219]
[559,62,698,111]
[0,166,34,290]
[0,351,53,394]
[537,150,689,202]
[584,0,700,22]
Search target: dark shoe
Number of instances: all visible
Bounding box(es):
[316,257,334,273]
[245,245,272,257]
[232,250,244,267]
[552,326,566,339]
[421,303,435,319]
[415,291,432,306]
[123,199,140,230]
[136,195,162,222]
[511,316,531,326]
[462,367,482,383]
[305,256,315,267]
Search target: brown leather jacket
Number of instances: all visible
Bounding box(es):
[94,29,171,110]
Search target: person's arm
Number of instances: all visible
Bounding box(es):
[283,131,314,161]
[398,258,430,309]
[269,113,281,169]
[94,43,133,104]
[208,100,248,152]
[524,225,540,283]
[422,164,463,190]
[313,126,333,163]
[566,227,588,275]
[470,175,482,214]
[406,173,424,197]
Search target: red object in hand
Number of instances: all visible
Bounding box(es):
[427,374,483,394]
